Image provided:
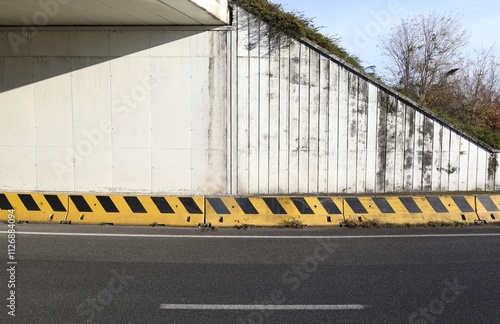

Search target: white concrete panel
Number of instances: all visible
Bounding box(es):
[192,48,227,191]
[327,62,339,193]
[1,33,12,56]
[0,146,36,190]
[346,73,358,193]
[191,148,209,193]
[458,137,470,191]
[356,78,368,193]
[278,45,290,194]
[486,152,497,191]
[375,91,385,193]
[110,31,151,57]
[112,148,151,192]
[448,131,461,190]
[1,56,32,90]
[152,149,192,194]
[70,31,110,57]
[258,32,270,194]
[439,126,451,191]
[0,60,35,146]
[431,123,443,191]
[403,105,415,191]
[394,100,406,192]
[191,148,225,194]
[199,148,227,194]
[317,57,330,193]
[71,58,112,149]
[467,142,478,191]
[32,58,73,147]
[476,149,488,191]
[0,31,226,193]
[0,31,30,56]
[384,96,397,193]
[236,57,249,194]
[247,55,260,193]
[150,57,191,149]
[485,153,494,191]
[74,148,113,192]
[298,45,310,193]
[189,31,212,57]
[243,13,260,193]
[110,57,151,149]
[208,57,227,131]
[236,8,249,56]
[235,7,249,194]
[412,112,424,191]
[189,57,210,151]
[337,67,349,193]
[365,83,378,193]
[288,42,300,193]
[247,18,261,59]
[268,57,280,193]
[421,117,434,191]
[150,31,193,57]
[36,147,75,191]
[205,51,227,194]
[29,32,72,56]
[308,50,321,193]
[228,29,238,194]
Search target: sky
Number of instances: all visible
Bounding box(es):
[271,0,500,75]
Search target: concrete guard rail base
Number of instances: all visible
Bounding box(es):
[0,193,204,226]
[0,193,499,227]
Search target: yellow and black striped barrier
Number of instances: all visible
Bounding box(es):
[0,193,205,226]
[0,193,69,223]
[1,192,498,227]
[343,195,479,224]
[475,195,500,223]
[205,196,344,227]
[66,195,204,226]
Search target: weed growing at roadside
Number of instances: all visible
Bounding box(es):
[280,216,306,228]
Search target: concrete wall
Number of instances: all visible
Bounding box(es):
[1,6,498,196]
[229,7,499,195]
[0,27,228,194]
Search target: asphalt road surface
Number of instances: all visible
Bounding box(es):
[1,224,499,323]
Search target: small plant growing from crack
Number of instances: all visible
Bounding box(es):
[279,216,306,228]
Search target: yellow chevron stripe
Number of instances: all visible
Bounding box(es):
[205,196,344,227]
[343,196,478,224]
[0,193,68,223]
[475,195,500,222]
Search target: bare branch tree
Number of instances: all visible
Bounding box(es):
[458,48,500,129]
[380,12,468,104]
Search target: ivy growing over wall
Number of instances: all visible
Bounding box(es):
[232,0,362,69]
